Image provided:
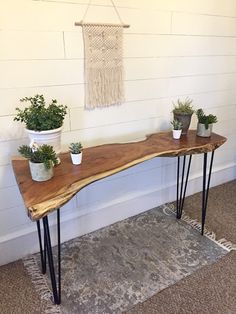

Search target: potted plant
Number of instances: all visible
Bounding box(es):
[14,94,67,159]
[18,144,58,181]
[172,98,194,135]
[196,108,218,137]
[69,142,83,165]
[171,119,183,139]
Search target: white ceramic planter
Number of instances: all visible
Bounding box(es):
[70,152,82,165]
[29,161,54,182]
[26,127,62,155]
[197,123,213,137]
[172,129,182,139]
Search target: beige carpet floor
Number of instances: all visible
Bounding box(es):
[184,180,236,243]
[0,260,45,314]
[126,250,236,314]
[0,180,235,314]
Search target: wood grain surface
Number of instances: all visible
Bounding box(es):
[12,130,226,221]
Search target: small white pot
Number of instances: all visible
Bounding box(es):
[29,161,54,182]
[173,129,182,139]
[70,152,82,165]
[197,123,213,137]
[26,127,62,155]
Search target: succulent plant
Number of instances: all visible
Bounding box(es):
[196,108,218,129]
[18,144,58,169]
[171,119,183,130]
[172,98,194,115]
[69,142,83,154]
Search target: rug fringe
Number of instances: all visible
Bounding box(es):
[23,256,61,314]
[217,238,236,251]
[163,204,235,252]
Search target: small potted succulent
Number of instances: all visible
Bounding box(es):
[171,119,183,139]
[196,108,218,137]
[69,142,83,165]
[172,98,194,134]
[18,144,58,181]
[14,94,67,159]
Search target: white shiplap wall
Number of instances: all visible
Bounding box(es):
[1,0,236,265]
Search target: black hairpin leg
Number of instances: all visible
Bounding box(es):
[201,151,215,235]
[36,220,46,274]
[176,155,192,219]
[36,208,61,305]
[57,208,61,304]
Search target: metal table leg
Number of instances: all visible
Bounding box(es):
[201,151,215,235]
[36,208,61,305]
[175,151,215,235]
[36,220,46,274]
[176,155,192,219]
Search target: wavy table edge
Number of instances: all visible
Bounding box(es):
[12,131,227,221]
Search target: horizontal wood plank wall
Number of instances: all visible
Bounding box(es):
[0,0,236,264]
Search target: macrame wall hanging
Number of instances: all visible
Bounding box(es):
[75,0,130,109]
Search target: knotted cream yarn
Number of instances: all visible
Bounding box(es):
[82,24,124,109]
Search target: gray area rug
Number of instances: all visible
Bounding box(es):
[30,205,227,314]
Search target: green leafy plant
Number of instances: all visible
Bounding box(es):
[172,98,194,114]
[171,119,183,130]
[196,108,218,129]
[18,144,58,169]
[69,142,83,154]
[14,94,67,131]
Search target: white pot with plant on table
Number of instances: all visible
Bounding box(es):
[69,142,83,165]
[14,94,67,163]
[171,119,183,139]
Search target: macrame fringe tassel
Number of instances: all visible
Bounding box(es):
[163,204,236,252]
[23,256,61,314]
[85,66,124,109]
[82,23,124,109]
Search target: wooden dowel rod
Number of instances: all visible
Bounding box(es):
[74,21,130,28]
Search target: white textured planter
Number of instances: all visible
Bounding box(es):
[26,127,62,155]
[197,123,213,137]
[70,152,82,165]
[172,129,182,139]
[29,161,53,182]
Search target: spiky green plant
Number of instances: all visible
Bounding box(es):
[172,98,194,114]
[69,142,83,154]
[14,94,67,131]
[171,119,183,130]
[18,144,58,169]
[196,108,218,129]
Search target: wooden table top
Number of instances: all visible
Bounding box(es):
[12,130,226,221]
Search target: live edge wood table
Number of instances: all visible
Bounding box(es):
[12,130,226,305]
